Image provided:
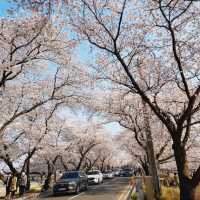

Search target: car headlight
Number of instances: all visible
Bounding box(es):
[68,181,77,186]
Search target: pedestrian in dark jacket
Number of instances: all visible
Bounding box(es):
[5,173,12,200]
[19,172,27,197]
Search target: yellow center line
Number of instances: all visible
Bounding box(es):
[117,185,131,200]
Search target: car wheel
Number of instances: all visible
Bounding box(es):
[76,185,80,194]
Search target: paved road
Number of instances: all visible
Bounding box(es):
[35,177,131,200]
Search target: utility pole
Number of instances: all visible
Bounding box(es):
[143,102,161,199]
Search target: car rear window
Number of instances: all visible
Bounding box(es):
[60,172,79,179]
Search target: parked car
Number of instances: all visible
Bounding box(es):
[120,169,133,177]
[53,171,88,195]
[103,170,114,179]
[113,170,121,176]
[87,170,103,184]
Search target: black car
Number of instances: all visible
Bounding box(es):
[120,169,133,177]
[53,171,88,195]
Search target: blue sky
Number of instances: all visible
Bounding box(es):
[0,1,12,17]
[0,0,123,135]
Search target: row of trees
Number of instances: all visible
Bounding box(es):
[65,1,200,199]
[0,12,125,190]
[2,0,200,199]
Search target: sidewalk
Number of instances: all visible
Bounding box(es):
[0,181,42,200]
[0,191,40,200]
[16,193,39,200]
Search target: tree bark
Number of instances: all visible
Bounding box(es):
[173,142,195,200]
[76,157,84,171]
[100,158,106,172]
[140,159,150,176]
[143,103,161,200]
[26,157,30,191]
[43,161,53,191]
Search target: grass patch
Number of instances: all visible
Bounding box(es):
[130,177,200,200]
[160,186,179,200]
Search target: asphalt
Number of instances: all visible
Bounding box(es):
[35,177,131,200]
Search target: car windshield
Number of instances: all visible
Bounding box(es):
[60,172,79,179]
[87,171,99,175]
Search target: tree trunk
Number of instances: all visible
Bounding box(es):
[173,142,195,200]
[143,102,161,199]
[26,157,30,191]
[140,161,150,176]
[43,161,52,191]
[100,159,106,172]
[146,134,161,200]
[60,157,68,170]
[76,156,85,171]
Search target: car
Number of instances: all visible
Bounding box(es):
[103,170,114,179]
[120,169,133,177]
[113,170,121,176]
[87,170,103,184]
[53,171,88,195]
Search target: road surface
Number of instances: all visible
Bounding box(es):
[35,177,131,200]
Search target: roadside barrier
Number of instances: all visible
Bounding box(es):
[130,177,145,200]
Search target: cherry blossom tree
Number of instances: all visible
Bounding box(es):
[83,134,118,171]
[30,116,76,190]
[84,89,173,174]
[0,15,74,89]
[0,12,84,194]
[6,0,200,199]
[67,1,200,199]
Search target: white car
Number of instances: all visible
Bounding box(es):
[87,170,103,184]
[103,171,114,179]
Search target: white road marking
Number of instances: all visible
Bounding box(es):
[68,192,85,200]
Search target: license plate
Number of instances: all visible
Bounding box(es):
[58,188,66,191]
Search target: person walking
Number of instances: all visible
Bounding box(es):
[5,173,12,200]
[10,174,17,199]
[19,172,27,197]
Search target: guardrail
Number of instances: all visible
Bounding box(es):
[129,176,145,200]
[125,185,134,200]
